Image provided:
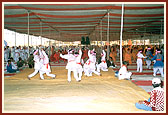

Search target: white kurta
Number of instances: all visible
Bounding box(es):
[14,49,20,62]
[97,50,108,72]
[74,50,83,81]
[83,50,100,76]
[118,65,132,80]
[60,53,76,70]
[75,50,83,72]
[137,52,146,72]
[60,53,78,82]
[39,50,51,73]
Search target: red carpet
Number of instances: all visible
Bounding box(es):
[132,72,161,75]
[132,80,164,86]
[4,73,16,76]
[112,68,153,71]
[50,64,66,66]
[131,80,152,86]
[116,64,137,66]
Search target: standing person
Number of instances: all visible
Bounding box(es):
[28,49,42,80]
[109,47,116,65]
[135,78,164,111]
[118,61,132,80]
[151,49,164,77]
[11,46,15,59]
[137,49,146,73]
[83,49,101,77]
[53,50,60,63]
[74,49,83,81]
[146,47,154,69]
[124,48,132,64]
[132,46,138,62]
[4,48,8,62]
[60,49,79,82]
[96,50,108,73]
[81,47,89,64]
[39,47,56,80]
[14,47,20,62]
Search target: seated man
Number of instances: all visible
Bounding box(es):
[106,57,116,68]
[135,78,164,111]
[27,54,34,68]
[17,57,26,69]
[118,61,132,80]
[6,60,19,73]
[10,57,18,70]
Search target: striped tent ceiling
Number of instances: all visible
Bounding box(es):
[4,3,164,42]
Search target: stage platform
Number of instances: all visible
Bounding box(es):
[3,67,153,113]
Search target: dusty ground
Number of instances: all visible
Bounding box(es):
[3,67,150,113]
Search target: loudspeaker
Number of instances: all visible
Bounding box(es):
[85,36,90,45]
[81,36,85,44]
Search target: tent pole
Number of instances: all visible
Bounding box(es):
[120,4,124,67]
[101,20,103,50]
[107,11,110,60]
[160,19,162,40]
[27,11,30,57]
[24,34,25,46]
[49,29,51,57]
[40,22,42,45]
[15,31,16,47]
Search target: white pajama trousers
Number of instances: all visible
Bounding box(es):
[97,64,108,73]
[67,69,79,82]
[39,71,55,80]
[28,70,39,78]
[119,72,132,80]
[153,67,164,77]
[146,60,151,69]
[137,59,143,72]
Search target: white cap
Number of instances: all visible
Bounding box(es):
[152,78,161,84]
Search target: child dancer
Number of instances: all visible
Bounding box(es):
[96,50,108,73]
[28,49,42,80]
[74,49,83,81]
[146,47,154,69]
[151,49,164,77]
[118,61,132,80]
[83,49,101,77]
[137,49,146,72]
[39,47,56,80]
[60,49,79,82]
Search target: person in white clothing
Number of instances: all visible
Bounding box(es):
[4,48,8,62]
[83,49,101,77]
[14,47,20,62]
[27,49,43,80]
[74,49,83,81]
[60,49,79,82]
[10,57,18,70]
[11,46,15,59]
[39,47,56,80]
[118,61,132,80]
[96,50,108,73]
[137,49,146,72]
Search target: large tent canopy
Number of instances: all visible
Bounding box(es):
[4,3,164,42]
